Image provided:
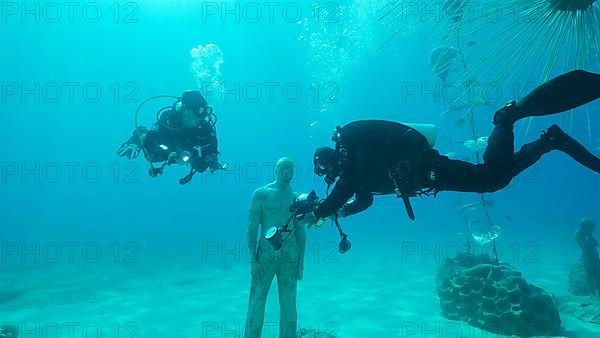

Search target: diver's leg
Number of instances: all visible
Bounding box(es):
[513,125,600,175]
[427,116,516,193]
[244,247,277,338]
[425,152,510,193]
[511,139,546,177]
[543,125,600,174]
[495,70,600,125]
[483,122,515,166]
[276,254,298,338]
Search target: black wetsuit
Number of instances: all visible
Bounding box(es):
[142,110,219,173]
[313,119,573,219]
[313,71,600,219]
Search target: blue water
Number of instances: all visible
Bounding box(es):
[2,1,600,337]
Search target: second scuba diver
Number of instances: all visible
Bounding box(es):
[117,90,226,184]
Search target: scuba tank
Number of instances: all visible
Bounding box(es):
[330,121,438,220]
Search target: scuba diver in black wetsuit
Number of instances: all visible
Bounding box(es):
[304,70,600,221]
[117,90,226,184]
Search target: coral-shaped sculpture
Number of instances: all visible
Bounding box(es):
[0,323,18,338]
[436,254,561,337]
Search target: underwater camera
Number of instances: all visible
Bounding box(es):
[339,234,351,254]
[266,190,352,255]
[264,226,287,251]
[265,191,320,251]
[289,190,319,214]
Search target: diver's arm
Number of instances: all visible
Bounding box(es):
[199,123,219,157]
[191,123,221,172]
[117,126,148,160]
[142,130,171,163]
[247,189,263,263]
[313,180,355,219]
[340,191,374,217]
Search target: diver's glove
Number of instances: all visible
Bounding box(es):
[204,153,227,173]
[117,126,148,159]
[300,212,326,229]
[167,151,193,166]
[191,153,225,173]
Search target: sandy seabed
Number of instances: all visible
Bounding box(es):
[1,244,599,337]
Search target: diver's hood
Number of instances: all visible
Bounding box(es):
[181,90,207,111]
[313,146,339,183]
[313,147,336,172]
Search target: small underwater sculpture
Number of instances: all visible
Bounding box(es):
[471,224,501,244]
[463,136,489,152]
[570,218,600,296]
[429,45,461,83]
[562,219,600,328]
[0,323,18,338]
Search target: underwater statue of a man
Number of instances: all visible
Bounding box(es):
[244,158,308,338]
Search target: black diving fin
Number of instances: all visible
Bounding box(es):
[517,70,600,118]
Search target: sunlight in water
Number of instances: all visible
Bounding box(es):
[379,0,599,140]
